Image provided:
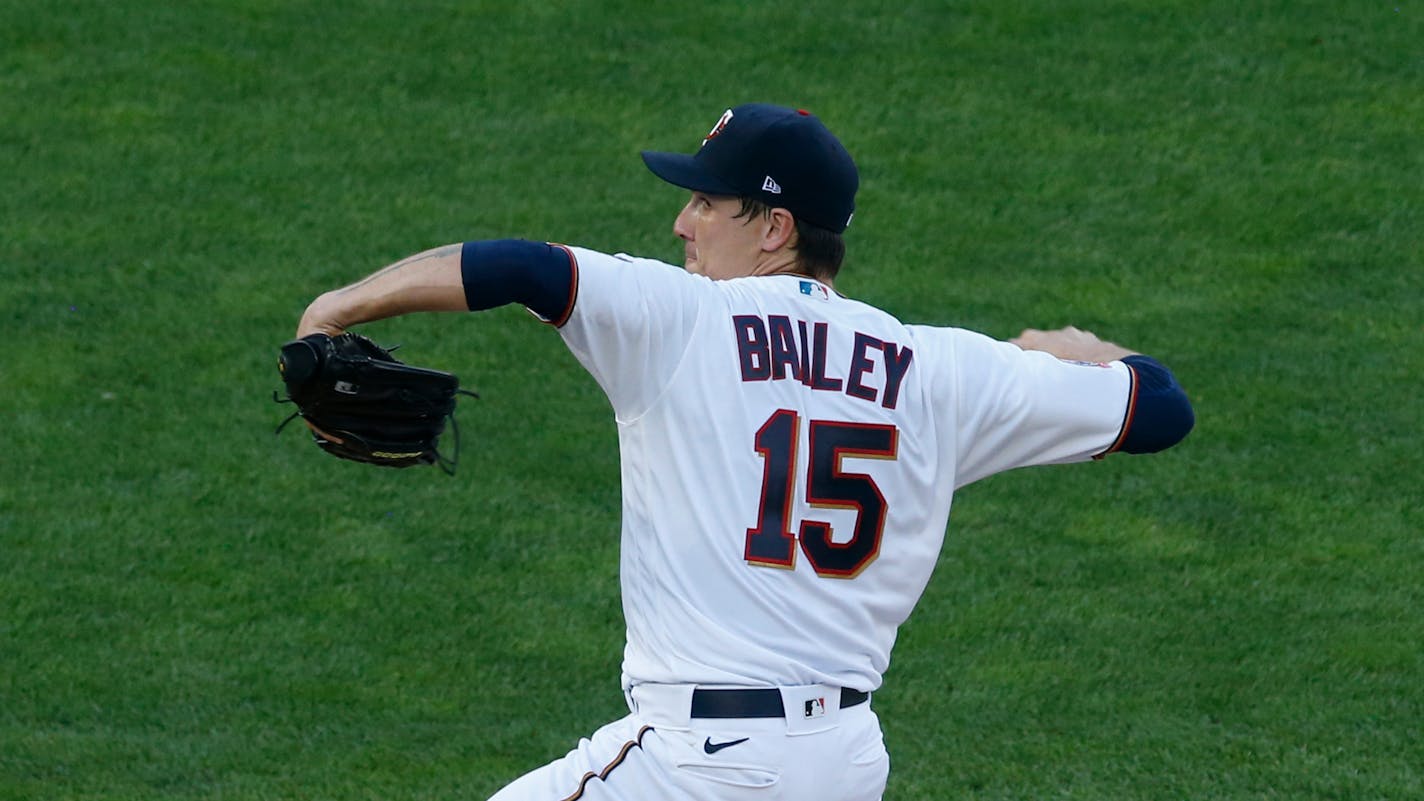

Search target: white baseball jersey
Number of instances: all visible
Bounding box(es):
[556,247,1132,694]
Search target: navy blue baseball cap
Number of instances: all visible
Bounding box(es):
[641,103,859,233]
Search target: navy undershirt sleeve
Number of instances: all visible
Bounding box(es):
[1117,354,1194,453]
[460,239,576,324]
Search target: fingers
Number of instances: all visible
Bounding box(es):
[1010,325,1135,362]
[1009,328,1040,348]
[296,320,347,339]
[296,292,350,339]
[1010,326,1103,357]
[1019,325,1089,338]
[1012,325,1096,347]
[304,420,345,445]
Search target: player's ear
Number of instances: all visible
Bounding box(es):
[762,207,797,253]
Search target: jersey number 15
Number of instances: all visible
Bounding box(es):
[745,409,899,579]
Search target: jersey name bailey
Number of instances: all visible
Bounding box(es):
[731,314,915,409]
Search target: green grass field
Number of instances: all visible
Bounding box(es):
[3,1,1421,798]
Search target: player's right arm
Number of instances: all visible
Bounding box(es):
[296,240,577,337]
[1009,324,1193,456]
[932,326,1194,488]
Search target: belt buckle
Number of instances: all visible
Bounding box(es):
[778,685,842,735]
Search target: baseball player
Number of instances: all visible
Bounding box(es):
[296,103,1194,799]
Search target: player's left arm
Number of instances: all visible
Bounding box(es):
[296,240,575,337]
[297,244,467,337]
[1012,325,1193,455]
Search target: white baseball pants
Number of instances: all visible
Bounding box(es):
[487,683,889,800]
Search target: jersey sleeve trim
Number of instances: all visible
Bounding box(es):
[547,243,578,328]
[1096,354,1194,457]
[1094,361,1139,459]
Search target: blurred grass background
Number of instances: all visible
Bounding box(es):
[2,1,1421,798]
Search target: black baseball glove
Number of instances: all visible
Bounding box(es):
[274,332,476,473]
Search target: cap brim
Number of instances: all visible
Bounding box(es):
[641,151,741,195]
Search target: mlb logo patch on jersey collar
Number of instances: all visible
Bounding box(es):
[799,280,830,301]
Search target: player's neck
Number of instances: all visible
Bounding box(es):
[749,253,831,288]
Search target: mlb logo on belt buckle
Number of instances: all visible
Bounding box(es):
[804,697,827,719]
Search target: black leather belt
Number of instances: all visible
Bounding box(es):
[689,687,870,719]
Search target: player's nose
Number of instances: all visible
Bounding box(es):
[673,201,695,241]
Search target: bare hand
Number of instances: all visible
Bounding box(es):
[1009,326,1137,363]
[296,292,349,339]
[303,420,345,444]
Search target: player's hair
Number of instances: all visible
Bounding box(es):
[735,197,846,281]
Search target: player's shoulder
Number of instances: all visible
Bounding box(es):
[565,246,722,301]
[568,246,725,292]
[566,246,681,274]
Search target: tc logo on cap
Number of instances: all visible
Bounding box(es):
[702,109,734,146]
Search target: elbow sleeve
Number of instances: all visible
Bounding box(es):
[1115,355,1195,454]
[460,239,576,325]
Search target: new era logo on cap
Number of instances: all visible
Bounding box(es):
[762,176,782,194]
